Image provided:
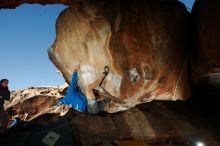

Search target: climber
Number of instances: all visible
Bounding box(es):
[58,64,111,114]
[0,79,10,134]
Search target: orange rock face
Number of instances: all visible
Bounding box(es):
[49,0,191,112]
[191,0,220,87]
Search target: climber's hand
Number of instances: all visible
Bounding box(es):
[73,64,80,72]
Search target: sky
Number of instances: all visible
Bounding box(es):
[179,0,195,12]
[0,4,67,90]
[0,1,194,90]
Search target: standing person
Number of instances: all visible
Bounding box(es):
[59,64,111,114]
[0,79,10,134]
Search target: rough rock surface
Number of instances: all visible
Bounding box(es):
[69,101,220,146]
[5,85,68,121]
[49,0,191,112]
[4,93,220,146]
[191,0,220,87]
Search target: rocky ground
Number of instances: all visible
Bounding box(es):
[0,85,219,146]
[5,85,68,122]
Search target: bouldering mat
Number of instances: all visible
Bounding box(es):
[15,120,75,146]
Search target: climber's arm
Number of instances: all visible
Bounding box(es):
[68,64,80,92]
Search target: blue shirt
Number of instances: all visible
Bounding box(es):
[60,72,87,112]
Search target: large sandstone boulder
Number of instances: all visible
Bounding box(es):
[49,0,191,112]
[191,0,220,87]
